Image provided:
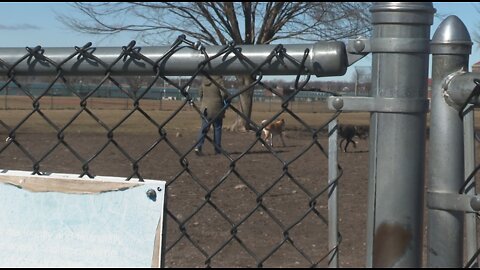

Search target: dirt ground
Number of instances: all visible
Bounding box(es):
[0,124,371,268]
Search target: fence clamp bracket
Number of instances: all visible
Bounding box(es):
[327,96,430,113]
[427,191,480,212]
[346,38,370,66]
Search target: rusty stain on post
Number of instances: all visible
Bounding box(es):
[373,223,412,267]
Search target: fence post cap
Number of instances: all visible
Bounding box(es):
[431,15,472,55]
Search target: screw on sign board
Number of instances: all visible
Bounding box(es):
[0,169,166,268]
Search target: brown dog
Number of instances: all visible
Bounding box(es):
[261,118,286,147]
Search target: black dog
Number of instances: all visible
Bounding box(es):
[338,125,368,152]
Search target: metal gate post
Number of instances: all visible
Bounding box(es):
[428,16,473,267]
[366,3,434,267]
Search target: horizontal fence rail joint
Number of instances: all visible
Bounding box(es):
[442,71,480,108]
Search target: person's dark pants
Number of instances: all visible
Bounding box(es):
[195,116,223,154]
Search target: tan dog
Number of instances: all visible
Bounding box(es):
[261,118,286,147]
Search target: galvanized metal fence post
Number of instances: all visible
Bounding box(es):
[328,119,339,267]
[366,2,435,267]
[428,15,473,267]
[464,104,478,267]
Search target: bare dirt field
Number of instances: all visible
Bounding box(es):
[0,99,478,267]
[0,103,369,267]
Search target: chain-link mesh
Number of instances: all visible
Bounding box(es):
[0,36,346,267]
[459,79,480,268]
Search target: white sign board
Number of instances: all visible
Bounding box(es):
[0,169,166,268]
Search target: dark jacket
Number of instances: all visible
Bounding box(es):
[199,76,228,120]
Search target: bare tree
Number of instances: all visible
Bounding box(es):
[472,3,480,49]
[57,2,373,131]
[124,76,144,100]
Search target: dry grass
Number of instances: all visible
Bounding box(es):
[0,98,477,135]
[0,98,370,134]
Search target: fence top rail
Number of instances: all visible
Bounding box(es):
[0,40,349,77]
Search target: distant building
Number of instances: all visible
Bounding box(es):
[472,61,480,73]
[282,88,295,101]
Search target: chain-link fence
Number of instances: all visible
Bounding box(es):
[462,104,480,268]
[6,2,480,268]
[0,36,350,267]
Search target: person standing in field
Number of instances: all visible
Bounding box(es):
[194,75,228,155]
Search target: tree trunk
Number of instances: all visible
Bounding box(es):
[229,75,255,132]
